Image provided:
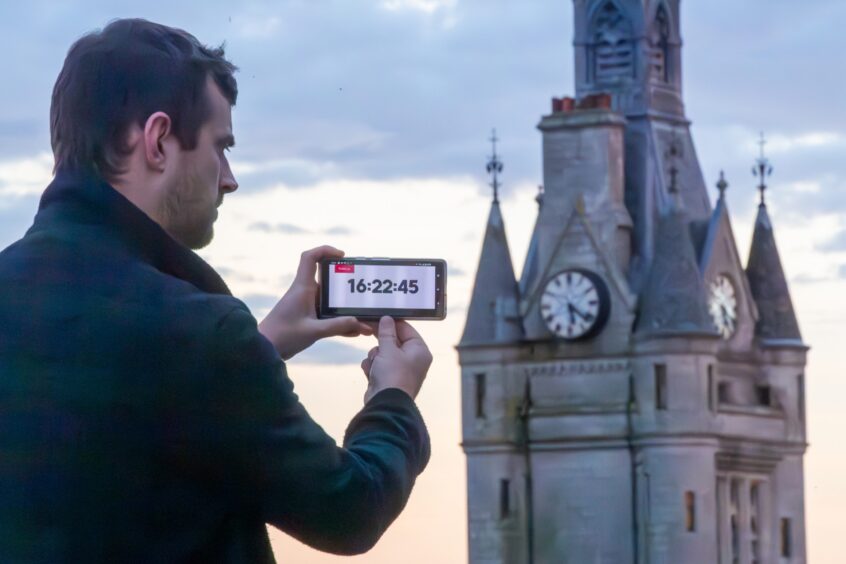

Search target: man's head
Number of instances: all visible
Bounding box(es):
[50,18,239,249]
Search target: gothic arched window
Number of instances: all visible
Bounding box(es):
[651,5,671,83]
[590,1,633,83]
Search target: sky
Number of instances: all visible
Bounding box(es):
[1,0,844,561]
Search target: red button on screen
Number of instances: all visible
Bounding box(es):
[335,264,355,273]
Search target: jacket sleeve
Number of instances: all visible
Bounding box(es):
[168,303,430,555]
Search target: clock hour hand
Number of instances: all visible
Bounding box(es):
[569,303,595,322]
[567,303,576,325]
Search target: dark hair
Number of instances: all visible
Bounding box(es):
[50,18,238,178]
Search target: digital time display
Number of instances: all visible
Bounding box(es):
[327,262,437,310]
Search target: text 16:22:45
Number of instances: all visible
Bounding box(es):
[347,279,419,294]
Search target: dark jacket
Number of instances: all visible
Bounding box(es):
[0,169,430,563]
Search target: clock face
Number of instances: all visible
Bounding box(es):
[540,269,610,340]
[708,275,738,339]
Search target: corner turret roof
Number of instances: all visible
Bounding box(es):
[745,203,802,343]
[635,202,718,338]
[459,201,523,346]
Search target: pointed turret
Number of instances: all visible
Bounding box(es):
[745,139,802,343]
[696,171,730,271]
[459,132,523,347]
[635,140,717,338]
[518,186,544,297]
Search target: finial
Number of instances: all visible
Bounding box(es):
[665,128,684,198]
[486,128,503,203]
[716,170,728,200]
[752,131,773,206]
[535,185,544,207]
[575,193,586,215]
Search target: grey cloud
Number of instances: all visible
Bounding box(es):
[817,230,846,253]
[0,197,39,250]
[287,338,368,366]
[242,293,279,315]
[323,226,354,236]
[248,221,309,234]
[0,0,842,205]
[792,273,831,285]
[214,266,256,283]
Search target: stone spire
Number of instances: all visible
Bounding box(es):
[636,172,717,338]
[518,186,544,297]
[460,134,523,347]
[745,147,802,343]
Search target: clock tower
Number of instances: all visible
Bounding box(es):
[458,2,808,563]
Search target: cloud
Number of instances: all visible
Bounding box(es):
[381,0,456,15]
[215,266,256,283]
[287,338,368,366]
[241,293,280,315]
[792,273,831,285]
[0,152,53,199]
[232,14,281,40]
[248,221,309,234]
[0,196,39,249]
[817,230,846,253]
[323,225,354,236]
[765,132,843,154]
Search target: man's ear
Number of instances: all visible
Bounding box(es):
[143,111,173,172]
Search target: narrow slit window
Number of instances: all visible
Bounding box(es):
[707,365,715,412]
[798,374,805,424]
[718,381,731,404]
[755,385,771,407]
[655,364,668,410]
[780,517,792,557]
[684,491,696,532]
[499,479,510,520]
[475,373,486,419]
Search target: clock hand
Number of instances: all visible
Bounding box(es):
[571,305,595,322]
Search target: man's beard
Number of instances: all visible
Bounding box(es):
[160,180,218,250]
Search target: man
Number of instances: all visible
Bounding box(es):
[0,18,431,563]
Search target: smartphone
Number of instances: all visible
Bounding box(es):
[318,257,447,320]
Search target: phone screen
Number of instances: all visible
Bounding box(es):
[319,258,446,320]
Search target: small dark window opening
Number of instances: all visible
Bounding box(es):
[780,518,792,557]
[475,373,486,419]
[718,381,731,404]
[499,479,510,520]
[798,374,805,424]
[755,385,772,407]
[655,364,668,410]
[684,491,696,532]
[707,365,715,412]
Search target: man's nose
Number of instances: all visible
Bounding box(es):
[220,172,238,195]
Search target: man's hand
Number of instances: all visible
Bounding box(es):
[258,245,373,360]
[360,316,432,404]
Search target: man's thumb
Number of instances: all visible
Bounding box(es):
[377,316,399,349]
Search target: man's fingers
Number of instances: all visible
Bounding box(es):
[394,319,424,344]
[367,346,379,361]
[319,316,370,338]
[293,245,344,287]
[377,316,399,349]
[361,357,372,379]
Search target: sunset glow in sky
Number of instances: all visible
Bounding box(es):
[1,1,844,562]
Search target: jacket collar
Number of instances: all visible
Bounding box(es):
[34,167,232,296]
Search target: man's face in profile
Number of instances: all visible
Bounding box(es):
[162,75,238,250]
